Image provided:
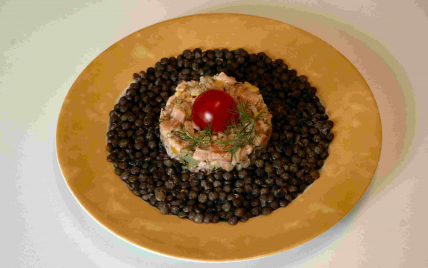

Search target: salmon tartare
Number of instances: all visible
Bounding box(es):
[159,72,272,173]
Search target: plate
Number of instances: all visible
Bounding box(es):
[56,14,382,261]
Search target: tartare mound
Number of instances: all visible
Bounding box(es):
[159,73,272,173]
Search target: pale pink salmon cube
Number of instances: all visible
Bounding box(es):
[171,106,186,123]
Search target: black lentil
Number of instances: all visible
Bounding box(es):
[107,48,333,225]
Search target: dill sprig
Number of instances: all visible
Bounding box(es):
[175,122,214,150]
[218,102,265,162]
[174,101,266,162]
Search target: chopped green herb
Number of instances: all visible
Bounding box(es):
[175,122,214,150]
[219,102,265,162]
[174,101,266,163]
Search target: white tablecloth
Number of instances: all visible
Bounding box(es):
[2,0,427,267]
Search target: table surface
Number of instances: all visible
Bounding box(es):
[2,0,427,267]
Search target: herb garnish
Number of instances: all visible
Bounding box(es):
[175,122,214,151]
[219,102,265,161]
[175,101,266,162]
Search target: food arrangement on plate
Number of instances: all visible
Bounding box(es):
[106,48,334,225]
[57,14,382,260]
[160,72,272,173]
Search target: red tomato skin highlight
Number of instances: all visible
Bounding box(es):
[192,89,238,133]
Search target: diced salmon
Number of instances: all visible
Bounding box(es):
[181,90,191,100]
[171,106,186,123]
[192,121,201,131]
[225,87,239,100]
[256,120,271,134]
[193,148,211,161]
[210,82,224,90]
[255,134,269,147]
[176,83,187,92]
[169,138,187,153]
[163,136,187,155]
[241,145,253,157]
[159,120,181,137]
[164,96,176,113]
[196,159,234,172]
[193,147,234,170]
[265,112,272,123]
[187,81,199,87]
[197,161,210,171]
[229,145,253,165]
[216,72,236,85]
[243,82,259,93]
[210,150,229,161]
[184,121,194,136]
[182,100,192,112]
[216,160,234,171]
[240,91,262,109]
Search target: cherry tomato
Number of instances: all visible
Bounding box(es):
[192,89,238,133]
